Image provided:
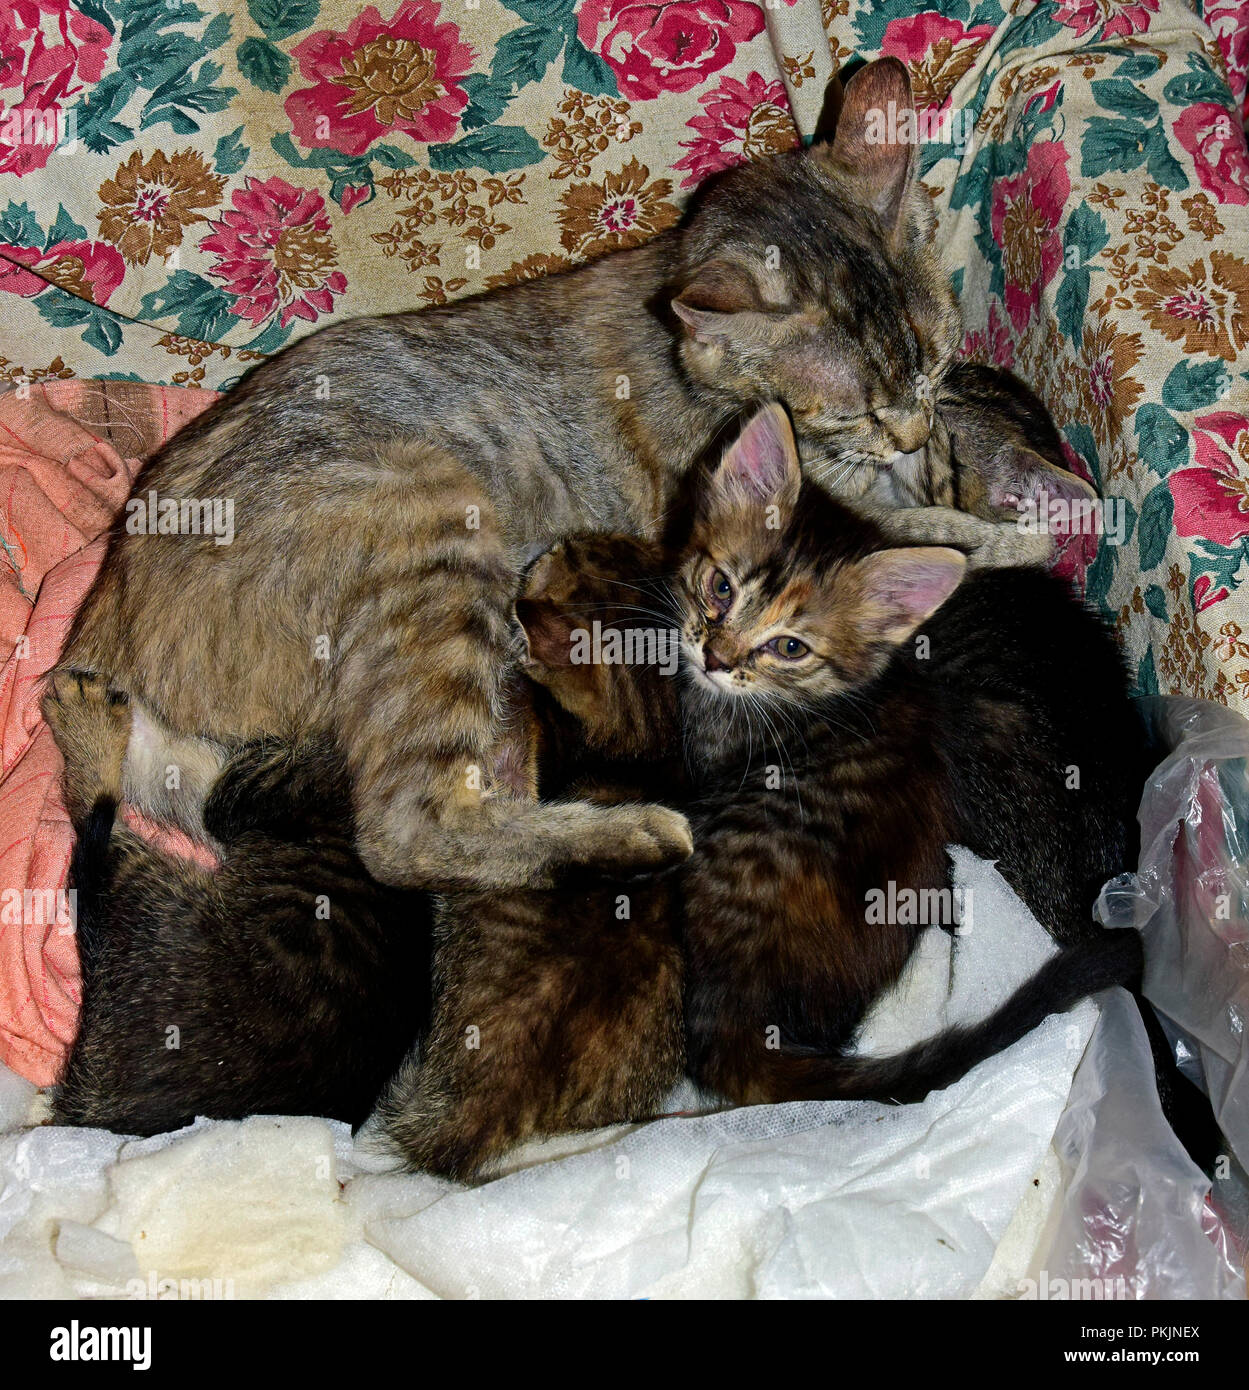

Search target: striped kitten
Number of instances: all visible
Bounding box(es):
[667,407,1215,1169]
[51,58,967,896]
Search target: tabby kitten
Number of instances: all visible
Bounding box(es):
[53,58,966,896]
[378,536,687,1182]
[670,404,1149,1105]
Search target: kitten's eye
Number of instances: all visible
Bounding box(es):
[706,568,733,611]
[765,636,810,660]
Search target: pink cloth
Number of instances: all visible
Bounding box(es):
[0,381,217,1085]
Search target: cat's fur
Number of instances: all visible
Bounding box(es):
[378,537,687,1181]
[379,401,1164,1174]
[46,543,686,1143]
[52,58,979,895]
[666,405,1146,1099]
[46,673,433,1135]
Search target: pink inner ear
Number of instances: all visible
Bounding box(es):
[720,403,799,502]
[989,448,1098,513]
[862,548,965,629]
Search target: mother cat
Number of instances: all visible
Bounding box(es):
[57,60,968,891]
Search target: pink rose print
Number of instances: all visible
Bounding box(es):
[285,0,476,157]
[961,299,1016,369]
[1048,442,1101,592]
[1173,102,1249,207]
[1169,412,1249,553]
[199,177,349,329]
[577,0,766,102]
[1203,0,1249,122]
[879,13,995,113]
[1052,0,1159,40]
[0,238,123,304]
[990,141,1071,333]
[672,71,797,189]
[0,0,112,177]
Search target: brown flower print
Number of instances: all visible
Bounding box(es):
[782,52,816,89]
[0,354,73,385]
[335,37,446,126]
[909,36,997,112]
[1181,192,1225,240]
[544,91,641,181]
[1077,316,1144,450]
[1135,253,1249,359]
[484,253,576,290]
[558,157,680,260]
[97,150,226,266]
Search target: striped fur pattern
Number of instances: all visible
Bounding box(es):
[51,59,963,894]
[669,405,1148,1105]
[46,544,685,1146]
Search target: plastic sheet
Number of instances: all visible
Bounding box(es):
[1096,697,1249,1174]
[1026,989,1243,1299]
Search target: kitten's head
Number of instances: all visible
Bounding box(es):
[672,58,960,496]
[515,534,679,760]
[676,404,966,718]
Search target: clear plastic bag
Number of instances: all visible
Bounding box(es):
[1097,697,1249,1172]
[1032,695,1249,1299]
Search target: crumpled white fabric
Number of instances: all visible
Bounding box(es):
[0,850,1109,1300]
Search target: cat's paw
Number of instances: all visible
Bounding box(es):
[41,668,131,817]
[41,669,130,744]
[966,523,1053,570]
[593,803,693,871]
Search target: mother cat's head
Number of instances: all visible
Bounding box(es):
[671,57,959,500]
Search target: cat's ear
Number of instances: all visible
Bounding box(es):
[516,546,579,667]
[854,546,966,644]
[710,402,801,510]
[819,57,918,243]
[515,597,578,668]
[672,259,783,346]
[965,446,1099,520]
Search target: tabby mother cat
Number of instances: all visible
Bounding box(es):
[56,59,1013,894]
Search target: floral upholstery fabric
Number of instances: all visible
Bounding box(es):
[1,0,1249,708]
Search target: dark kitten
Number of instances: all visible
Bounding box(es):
[669,406,1141,1094]
[378,537,687,1182]
[45,672,433,1135]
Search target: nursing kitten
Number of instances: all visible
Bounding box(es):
[378,537,687,1182]
[670,404,1149,1104]
[45,673,433,1135]
[53,58,965,895]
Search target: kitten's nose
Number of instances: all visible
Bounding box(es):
[703,644,728,672]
